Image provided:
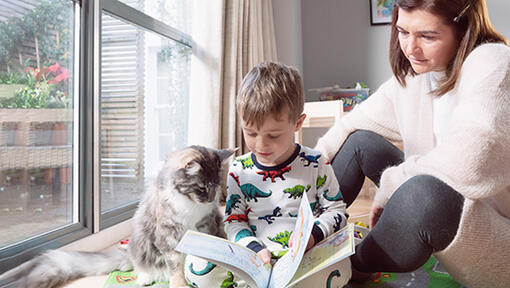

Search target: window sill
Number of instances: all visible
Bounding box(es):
[62,219,132,252]
[62,275,108,288]
[59,219,133,287]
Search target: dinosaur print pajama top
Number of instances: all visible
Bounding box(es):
[224,144,348,257]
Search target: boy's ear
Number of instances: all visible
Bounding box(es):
[294,113,306,131]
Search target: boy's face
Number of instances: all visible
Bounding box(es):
[242,110,305,167]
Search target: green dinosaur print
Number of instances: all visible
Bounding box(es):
[189,261,217,276]
[221,271,238,288]
[225,194,242,215]
[283,184,311,199]
[316,175,327,189]
[326,269,341,288]
[240,183,272,202]
[323,188,344,201]
[288,212,297,217]
[267,230,292,249]
[235,229,255,242]
[237,155,254,169]
[271,250,288,259]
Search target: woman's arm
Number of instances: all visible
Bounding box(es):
[315,78,402,160]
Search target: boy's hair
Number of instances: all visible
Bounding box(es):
[389,0,508,96]
[236,61,305,128]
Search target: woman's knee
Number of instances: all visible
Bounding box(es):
[380,175,464,252]
[390,175,462,213]
[395,175,461,206]
[341,130,381,152]
[386,175,464,240]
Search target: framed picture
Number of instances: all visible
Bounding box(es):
[370,0,395,25]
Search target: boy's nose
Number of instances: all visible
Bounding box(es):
[256,137,268,149]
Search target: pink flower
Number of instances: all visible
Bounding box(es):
[46,62,62,78]
[48,68,70,84]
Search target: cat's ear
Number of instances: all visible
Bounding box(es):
[218,147,238,162]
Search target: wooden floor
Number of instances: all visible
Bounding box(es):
[346,196,373,225]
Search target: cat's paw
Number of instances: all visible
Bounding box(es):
[169,275,188,288]
[136,272,154,286]
[169,282,190,288]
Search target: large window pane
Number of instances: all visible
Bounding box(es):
[0,0,76,248]
[100,12,191,212]
[117,0,190,34]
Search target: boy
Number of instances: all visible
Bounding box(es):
[185,62,351,288]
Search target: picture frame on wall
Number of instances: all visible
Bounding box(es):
[370,0,395,25]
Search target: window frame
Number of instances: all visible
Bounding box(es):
[0,0,192,280]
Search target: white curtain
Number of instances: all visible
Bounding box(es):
[188,0,278,152]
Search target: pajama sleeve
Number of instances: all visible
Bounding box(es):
[223,162,263,250]
[313,154,348,242]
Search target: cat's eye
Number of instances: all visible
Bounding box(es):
[185,161,198,169]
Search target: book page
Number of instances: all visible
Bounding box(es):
[286,223,355,287]
[267,195,314,288]
[176,231,271,288]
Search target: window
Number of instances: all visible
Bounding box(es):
[0,0,79,273]
[99,0,191,227]
[0,0,192,276]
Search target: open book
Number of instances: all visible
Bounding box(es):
[176,194,355,288]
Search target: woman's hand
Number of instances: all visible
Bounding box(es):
[369,203,384,230]
[257,248,272,264]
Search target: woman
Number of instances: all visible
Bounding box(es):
[315,0,510,287]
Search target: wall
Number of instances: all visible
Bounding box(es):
[273,0,510,102]
[300,0,392,100]
[272,0,304,73]
[486,0,510,39]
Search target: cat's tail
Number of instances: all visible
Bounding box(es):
[0,249,132,288]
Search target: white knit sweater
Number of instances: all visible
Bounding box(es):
[315,43,510,288]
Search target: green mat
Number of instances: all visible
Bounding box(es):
[104,271,168,288]
[345,256,464,288]
[104,256,463,288]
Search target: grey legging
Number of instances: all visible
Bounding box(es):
[330,130,464,272]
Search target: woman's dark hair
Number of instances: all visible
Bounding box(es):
[389,0,508,96]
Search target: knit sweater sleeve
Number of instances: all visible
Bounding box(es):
[375,43,510,206]
[315,77,403,160]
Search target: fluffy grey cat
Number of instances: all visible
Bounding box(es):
[0,145,234,288]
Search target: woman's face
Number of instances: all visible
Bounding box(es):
[396,8,458,73]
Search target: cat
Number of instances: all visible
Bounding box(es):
[0,145,235,288]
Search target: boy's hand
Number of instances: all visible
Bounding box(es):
[289,234,315,252]
[257,248,272,264]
